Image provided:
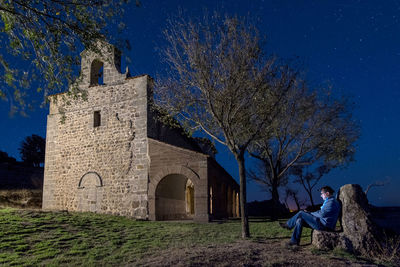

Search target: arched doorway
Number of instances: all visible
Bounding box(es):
[77,172,103,212]
[155,174,195,220]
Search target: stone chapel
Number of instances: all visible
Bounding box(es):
[42,42,239,222]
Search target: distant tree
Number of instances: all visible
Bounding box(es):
[284,187,304,211]
[0,150,16,164]
[249,78,360,209]
[19,134,45,167]
[0,0,132,115]
[248,157,289,202]
[156,13,291,238]
[291,163,331,207]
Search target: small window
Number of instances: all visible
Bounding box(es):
[94,111,101,127]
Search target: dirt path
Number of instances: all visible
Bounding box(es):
[136,239,378,266]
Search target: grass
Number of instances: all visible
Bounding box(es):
[374,230,400,267]
[0,208,308,266]
[249,216,312,244]
[2,208,397,266]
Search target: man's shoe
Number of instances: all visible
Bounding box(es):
[279,222,291,230]
[286,241,299,247]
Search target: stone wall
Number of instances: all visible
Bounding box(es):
[43,51,150,218]
[156,197,187,220]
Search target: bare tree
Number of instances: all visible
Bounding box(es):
[248,159,289,196]
[248,157,289,217]
[365,178,390,196]
[249,78,360,209]
[291,164,331,207]
[156,13,285,238]
[284,187,304,212]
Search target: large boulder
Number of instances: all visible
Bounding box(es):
[312,184,384,256]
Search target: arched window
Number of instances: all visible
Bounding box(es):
[90,59,104,86]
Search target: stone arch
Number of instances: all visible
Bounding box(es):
[77,172,104,212]
[90,59,104,85]
[149,165,200,221]
[78,171,103,188]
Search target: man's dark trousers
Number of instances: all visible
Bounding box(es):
[286,211,325,244]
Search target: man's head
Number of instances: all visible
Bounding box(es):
[320,186,334,200]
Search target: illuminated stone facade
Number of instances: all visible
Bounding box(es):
[42,42,239,222]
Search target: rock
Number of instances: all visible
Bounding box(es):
[339,184,383,255]
[312,184,384,256]
[312,231,341,250]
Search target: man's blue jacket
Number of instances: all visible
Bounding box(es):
[311,196,341,230]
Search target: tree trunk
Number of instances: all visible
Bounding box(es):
[293,195,301,211]
[308,190,315,207]
[270,178,280,220]
[236,152,250,238]
[271,181,280,205]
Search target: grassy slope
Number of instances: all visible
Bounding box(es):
[0,208,310,266]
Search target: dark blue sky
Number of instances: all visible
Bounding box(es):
[1,0,399,207]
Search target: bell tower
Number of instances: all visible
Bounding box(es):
[79,41,128,87]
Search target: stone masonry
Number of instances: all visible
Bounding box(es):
[42,42,239,222]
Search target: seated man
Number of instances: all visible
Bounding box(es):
[280,186,341,246]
